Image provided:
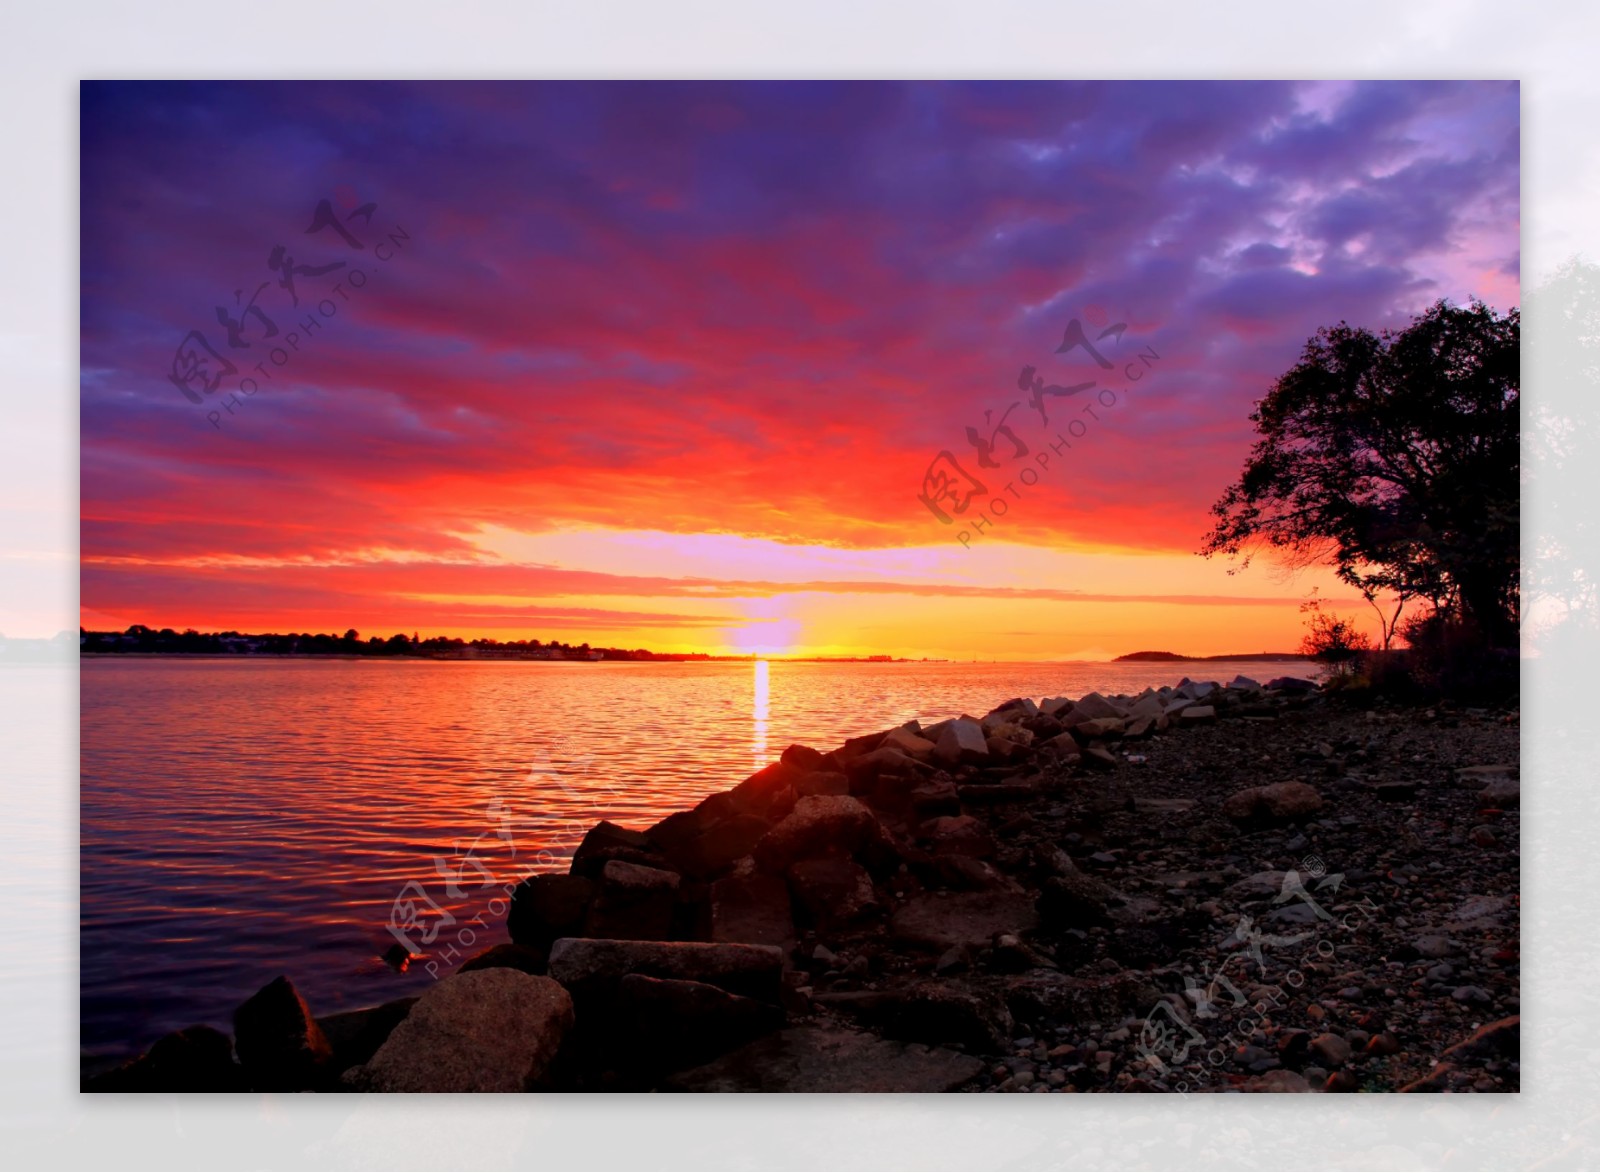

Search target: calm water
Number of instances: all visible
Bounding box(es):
[80,656,1310,1065]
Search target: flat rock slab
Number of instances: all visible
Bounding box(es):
[890,890,1038,951]
[661,1026,983,1092]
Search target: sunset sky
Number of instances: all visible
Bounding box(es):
[79,80,1520,659]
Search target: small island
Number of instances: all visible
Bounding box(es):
[1114,650,1311,663]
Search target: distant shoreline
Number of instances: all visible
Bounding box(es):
[1113,651,1312,663]
[79,653,1318,665]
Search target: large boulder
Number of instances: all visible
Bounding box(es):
[830,728,891,763]
[985,697,1041,722]
[1221,781,1324,823]
[348,969,573,1092]
[918,814,996,858]
[584,860,681,940]
[1266,676,1319,693]
[569,821,668,878]
[752,795,890,873]
[459,942,549,976]
[316,996,418,1076]
[908,778,961,819]
[1039,732,1084,760]
[651,809,772,879]
[84,1025,247,1093]
[728,761,805,820]
[508,873,594,949]
[709,871,797,949]
[793,771,851,798]
[1123,715,1157,739]
[232,975,334,1091]
[786,856,880,928]
[547,938,785,1005]
[880,725,937,761]
[1068,692,1125,721]
[842,746,930,793]
[780,744,830,772]
[1020,712,1066,740]
[934,718,989,765]
[1126,693,1167,720]
[1068,716,1124,742]
[616,973,784,1071]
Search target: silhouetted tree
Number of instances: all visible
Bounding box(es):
[1202,300,1519,648]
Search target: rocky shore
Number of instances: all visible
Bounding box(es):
[87,675,1520,1094]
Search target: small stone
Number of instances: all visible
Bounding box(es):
[1309,1032,1351,1068]
[1366,1032,1402,1056]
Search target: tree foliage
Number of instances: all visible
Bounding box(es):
[1299,597,1372,670]
[1201,300,1519,647]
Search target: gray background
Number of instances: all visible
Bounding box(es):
[3,0,1592,1167]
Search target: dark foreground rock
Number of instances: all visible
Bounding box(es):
[346,969,573,1092]
[316,996,418,1074]
[547,937,786,1006]
[232,975,334,1091]
[616,973,785,1069]
[84,1025,247,1092]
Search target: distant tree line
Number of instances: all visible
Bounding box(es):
[78,625,718,661]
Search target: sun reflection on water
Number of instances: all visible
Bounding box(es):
[752,658,770,769]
